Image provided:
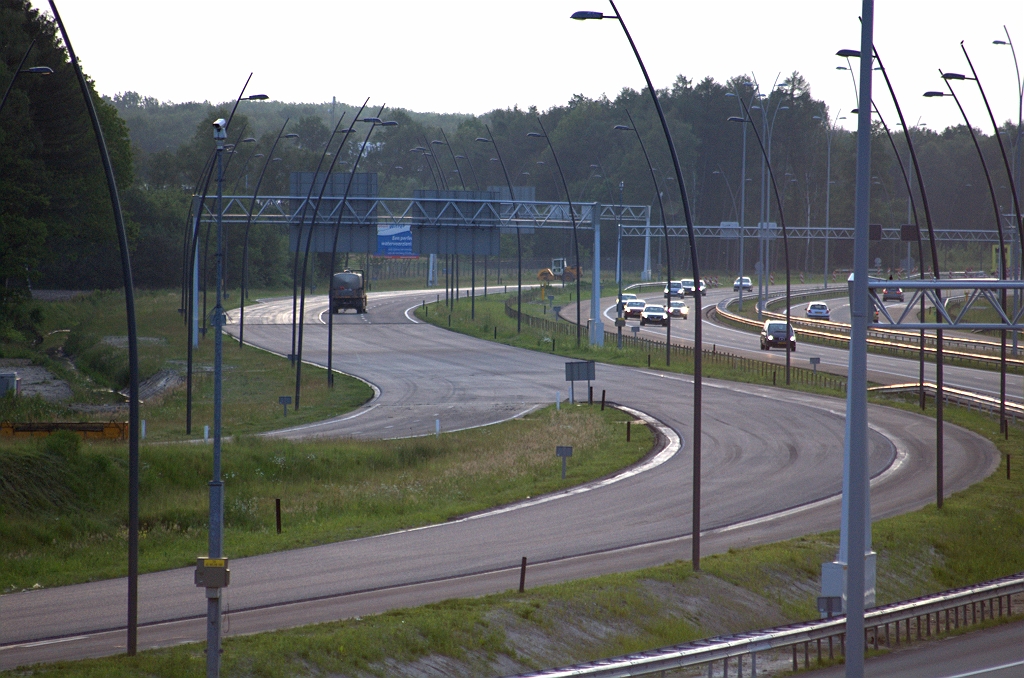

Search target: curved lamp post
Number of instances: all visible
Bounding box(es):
[290,100,368,369]
[228,136,259,194]
[842,44,946,508]
[725,83,756,308]
[291,103,372,407]
[183,83,267,434]
[925,81,1009,431]
[730,103,793,385]
[238,125,299,346]
[48,0,140,655]
[614,112,673,365]
[572,1,705,570]
[477,127,522,332]
[528,119,583,347]
[811,111,845,290]
[0,38,53,113]
[323,117,400,391]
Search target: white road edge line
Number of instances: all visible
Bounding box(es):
[365,406,681,539]
[941,660,1024,678]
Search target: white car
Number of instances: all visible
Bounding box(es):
[623,299,646,319]
[805,302,830,320]
[680,278,708,296]
[664,281,684,297]
[640,304,668,326]
[669,300,689,319]
[734,276,753,292]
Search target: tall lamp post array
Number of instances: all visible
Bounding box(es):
[725,83,755,308]
[924,81,1009,432]
[528,120,583,347]
[572,1,705,570]
[730,103,793,385]
[476,127,522,333]
[324,117,400,393]
[615,112,673,365]
[238,124,300,346]
[47,0,140,655]
[812,111,844,289]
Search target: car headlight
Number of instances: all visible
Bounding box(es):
[767,335,774,341]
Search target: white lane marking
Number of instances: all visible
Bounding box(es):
[363,406,681,538]
[2,635,89,649]
[404,304,422,323]
[384,404,543,440]
[941,661,1024,678]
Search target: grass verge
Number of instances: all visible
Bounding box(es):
[7,401,1019,678]
[0,404,652,591]
[0,289,373,441]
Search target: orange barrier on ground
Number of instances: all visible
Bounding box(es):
[0,421,128,440]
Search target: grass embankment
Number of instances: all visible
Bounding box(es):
[0,289,373,441]
[8,402,1020,678]
[0,404,652,591]
[420,288,849,396]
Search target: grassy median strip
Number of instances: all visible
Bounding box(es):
[6,404,1020,678]
[1,404,652,591]
[0,290,373,441]
[418,290,850,397]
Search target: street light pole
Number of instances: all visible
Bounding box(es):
[528,119,583,347]
[205,117,229,678]
[0,38,53,114]
[572,0,705,570]
[730,103,793,385]
[238,123,300,347]
[49,0,139,655]
[476,127,521,332]
[615,111,673,365]
[925,82,1009,432]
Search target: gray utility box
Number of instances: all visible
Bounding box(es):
[195,557,230,588]
[0,372,20,396]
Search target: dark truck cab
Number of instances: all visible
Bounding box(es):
[330,270,367,314]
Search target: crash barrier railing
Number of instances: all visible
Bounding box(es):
[718,297,1024,372]
[0,421,129,440]
[503,298,848,393]
[869,382,1024,421]
[760,286,1021,357]
[503,572,1024,678]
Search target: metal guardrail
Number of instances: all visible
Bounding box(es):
[504,572,1024,678]
[720,294,1024,371]
[869,383,1024,421]
[0,421,129,440]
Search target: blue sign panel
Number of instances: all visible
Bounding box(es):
[377,224,415,257]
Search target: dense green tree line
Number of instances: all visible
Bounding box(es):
[3,0,1020,347]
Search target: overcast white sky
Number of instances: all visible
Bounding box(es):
[36,1,1024,133]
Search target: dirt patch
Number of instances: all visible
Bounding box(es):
[0,359,73,402]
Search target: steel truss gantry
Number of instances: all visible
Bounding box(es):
[196,195,651,231]
[868,278,1024,330]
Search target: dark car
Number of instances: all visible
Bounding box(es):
[882,288,904,302]
[760,320,796,351]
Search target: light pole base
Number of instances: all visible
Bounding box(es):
[589,320,605,347]
[820,552,876,616]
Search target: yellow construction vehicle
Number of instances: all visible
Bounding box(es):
[538,257,581,282]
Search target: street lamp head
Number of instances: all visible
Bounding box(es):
[727,116,747,123]
[993,40,1009,45]
[242,137,256,143]
[923,91,946,98]
[571,10,605,20]
[779,106,789,111]
[431,139,445,145]
[812,115,822,120]
[245,94,269,101]
[836,49,861,58]
[526,132,544,138]
[361,117,382,123]
[380,121,399,127]
[283,133,299,139]
[836,66,849,71]
[253,153,264,158]
[23,66,53,74]
[455,155,466,159]
[941,72,967,80]
[475,137,491,143]
[589,164,599,168]
[725,92,736,98]
[750,105,761,110]
[613,124,632,131]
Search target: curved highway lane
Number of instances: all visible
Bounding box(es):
[0,287,999,669]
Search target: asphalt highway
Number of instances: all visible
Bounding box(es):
[0,286,1000,669]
